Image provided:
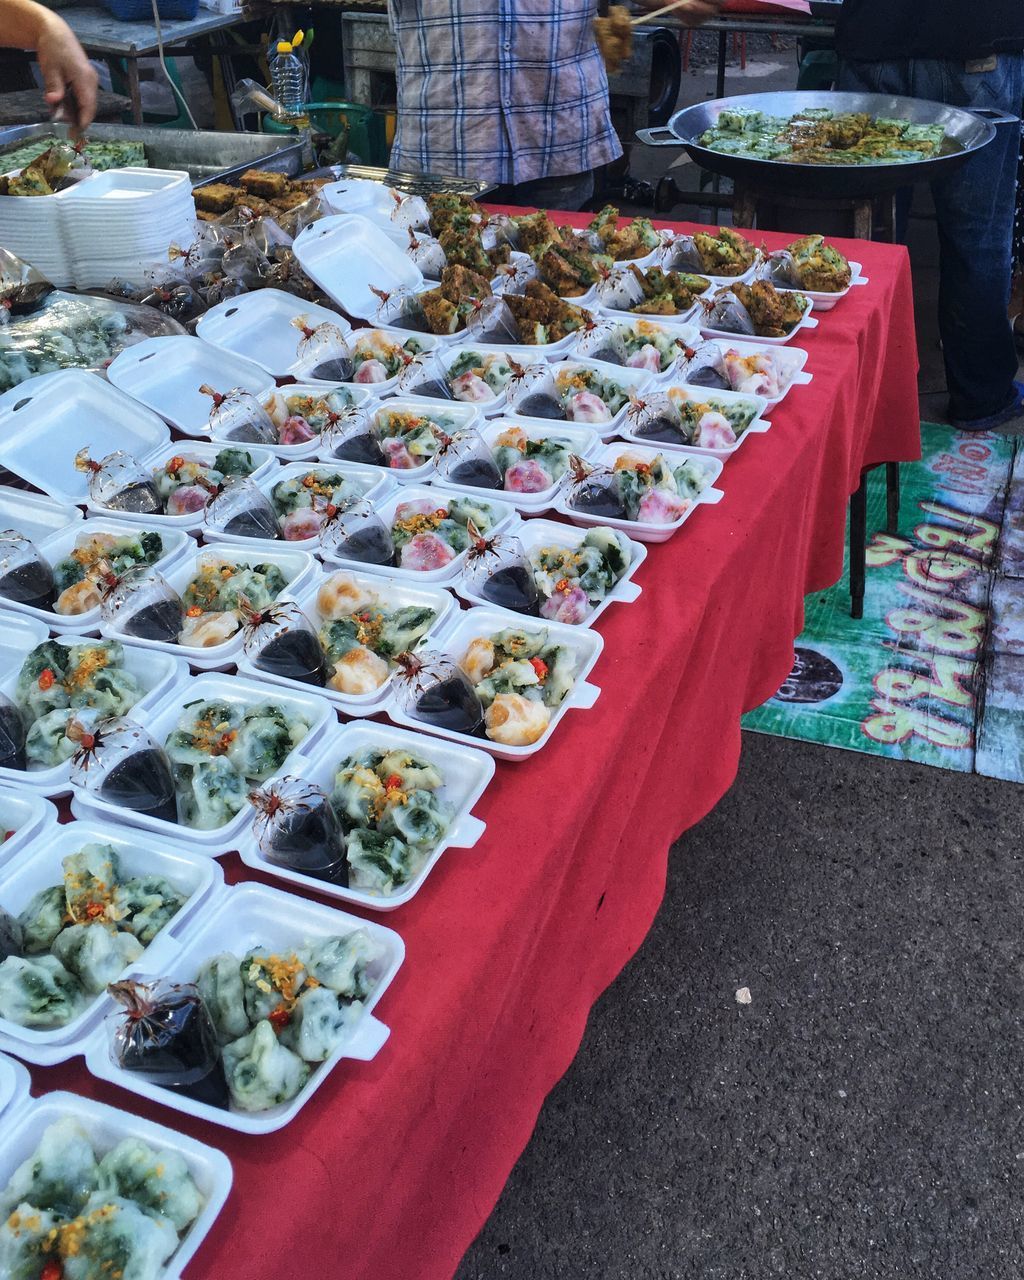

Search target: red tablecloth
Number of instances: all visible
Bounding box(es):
[31,220,920,1280]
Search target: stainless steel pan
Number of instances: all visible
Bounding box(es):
[637,90,1015,196]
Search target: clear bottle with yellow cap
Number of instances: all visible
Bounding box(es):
[270,30,309,124]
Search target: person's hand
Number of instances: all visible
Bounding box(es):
[632,0,725,23]
[35,11,98,135]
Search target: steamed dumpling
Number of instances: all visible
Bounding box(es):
[196,951,251,1044]
[223,1019,310,1112]
[484,693,551,745]
[95,1139,202,1232]
[328,647,389,695]
[178,610,241,648]
[460,638,495,684]
[55,578,103,616]
[0,955,83,1027]
[51,924,143,995]
[399,532,455,571]
[62,1193,178,1280]
[0,1118,97,1219]
[316,572,378,620]
[279,985,355,1063]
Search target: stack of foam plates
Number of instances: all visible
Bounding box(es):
[0,186,71,285]
[57,167,197,290]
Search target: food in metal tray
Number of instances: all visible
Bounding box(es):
[106,928,384,1110]
[699,107,951,165]
[763,234,852,292]
[0,143,78,197]
[0,1118,203,1278]
[458,626,578,745]
[566,451,712,525]
[328,748,453,893]
[702,280,809,338]
[315,572,438,695]
[629,385,761,450]
[0,136,147,175]
[163,699,311,830]
[13,639,144,770]
[0,841,187,1029]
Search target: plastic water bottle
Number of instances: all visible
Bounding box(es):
[270,38,308,123]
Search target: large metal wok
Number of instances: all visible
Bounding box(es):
[637,91,1015,196]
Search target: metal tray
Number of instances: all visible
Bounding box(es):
[0,122,306,186]
[307,162,494,198]
[637,90,1012,197]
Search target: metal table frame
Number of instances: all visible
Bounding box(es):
[61,6,250,125]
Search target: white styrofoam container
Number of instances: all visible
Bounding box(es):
[321,483,515,585]
[569,315,703,380]
[99,542,318,672]
[70,671,334,846]
[293,213,425,321]
[0,1059,232,1280]
[0,486,83,543]
[238,565,458,715]
[84,441,282,536]
[195,288,353,377]
[0,785,58,873]
[5,518,195,637]
[234,459,395,553]
[754,258,867,312]
[692,338,812,409]
[430,343,566,416]
[618,383,771,462]
[505,358,652,442]
[318,177,402,221]
[386,604,604,761]
[0,618,190,796]
[83,882,404,1134]
[553,441,725,544]
[237,719,494,911]
[454,516,646,628]
[362,398,483,486]
[259,380,377,455]
[0,369,171,505]
[0,820,222,1062]
[653,232,760,287]
[700,290,819,346]
[106,336,275,436]
[296,327,440,396]
[430,418,602,515]
[595,262,714,326]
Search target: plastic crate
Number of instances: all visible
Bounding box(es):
[100,0,199,20]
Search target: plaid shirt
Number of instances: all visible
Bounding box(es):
[388,0,623,185]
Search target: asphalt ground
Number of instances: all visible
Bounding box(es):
[456,733,1024,1279]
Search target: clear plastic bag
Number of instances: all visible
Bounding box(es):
[701,290,756,336]
[250,776,348,884]
[200,385,279,446]
[678,340,731,390]
[108,978,230,1108]
[0,260,186,391]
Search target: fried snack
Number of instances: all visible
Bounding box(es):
[692,227,756,276]
[728,280,806,337]
[594,4,633,75]
[438,225,493,275]
[785,234,852,292]
[194,183,240,214]
[239,168,290,198]
[271,190,312,212]
[513,211,563,254]
[503,280,591,343]
[418,264,494,334]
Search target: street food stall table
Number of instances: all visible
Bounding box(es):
[26,214,920,1280]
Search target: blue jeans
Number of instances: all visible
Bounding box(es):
[839,55,1024,421]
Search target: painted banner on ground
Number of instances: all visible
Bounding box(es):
[743,424,1017,775]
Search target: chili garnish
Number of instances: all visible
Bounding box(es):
[384,774,403,792]
[529,657,549,680]
[268,1006,291,1032]
[38,668,55,691]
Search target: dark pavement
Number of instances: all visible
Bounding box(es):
[456,734,1024,1279]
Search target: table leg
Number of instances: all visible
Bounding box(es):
[849,475,867,619]
[125,57,143,125]
[732,186,757,229]
[853,199,872,240]
[716,29,727,99]
[886,461,900,534]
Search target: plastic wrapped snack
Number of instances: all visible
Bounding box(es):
[0,251,186,391]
